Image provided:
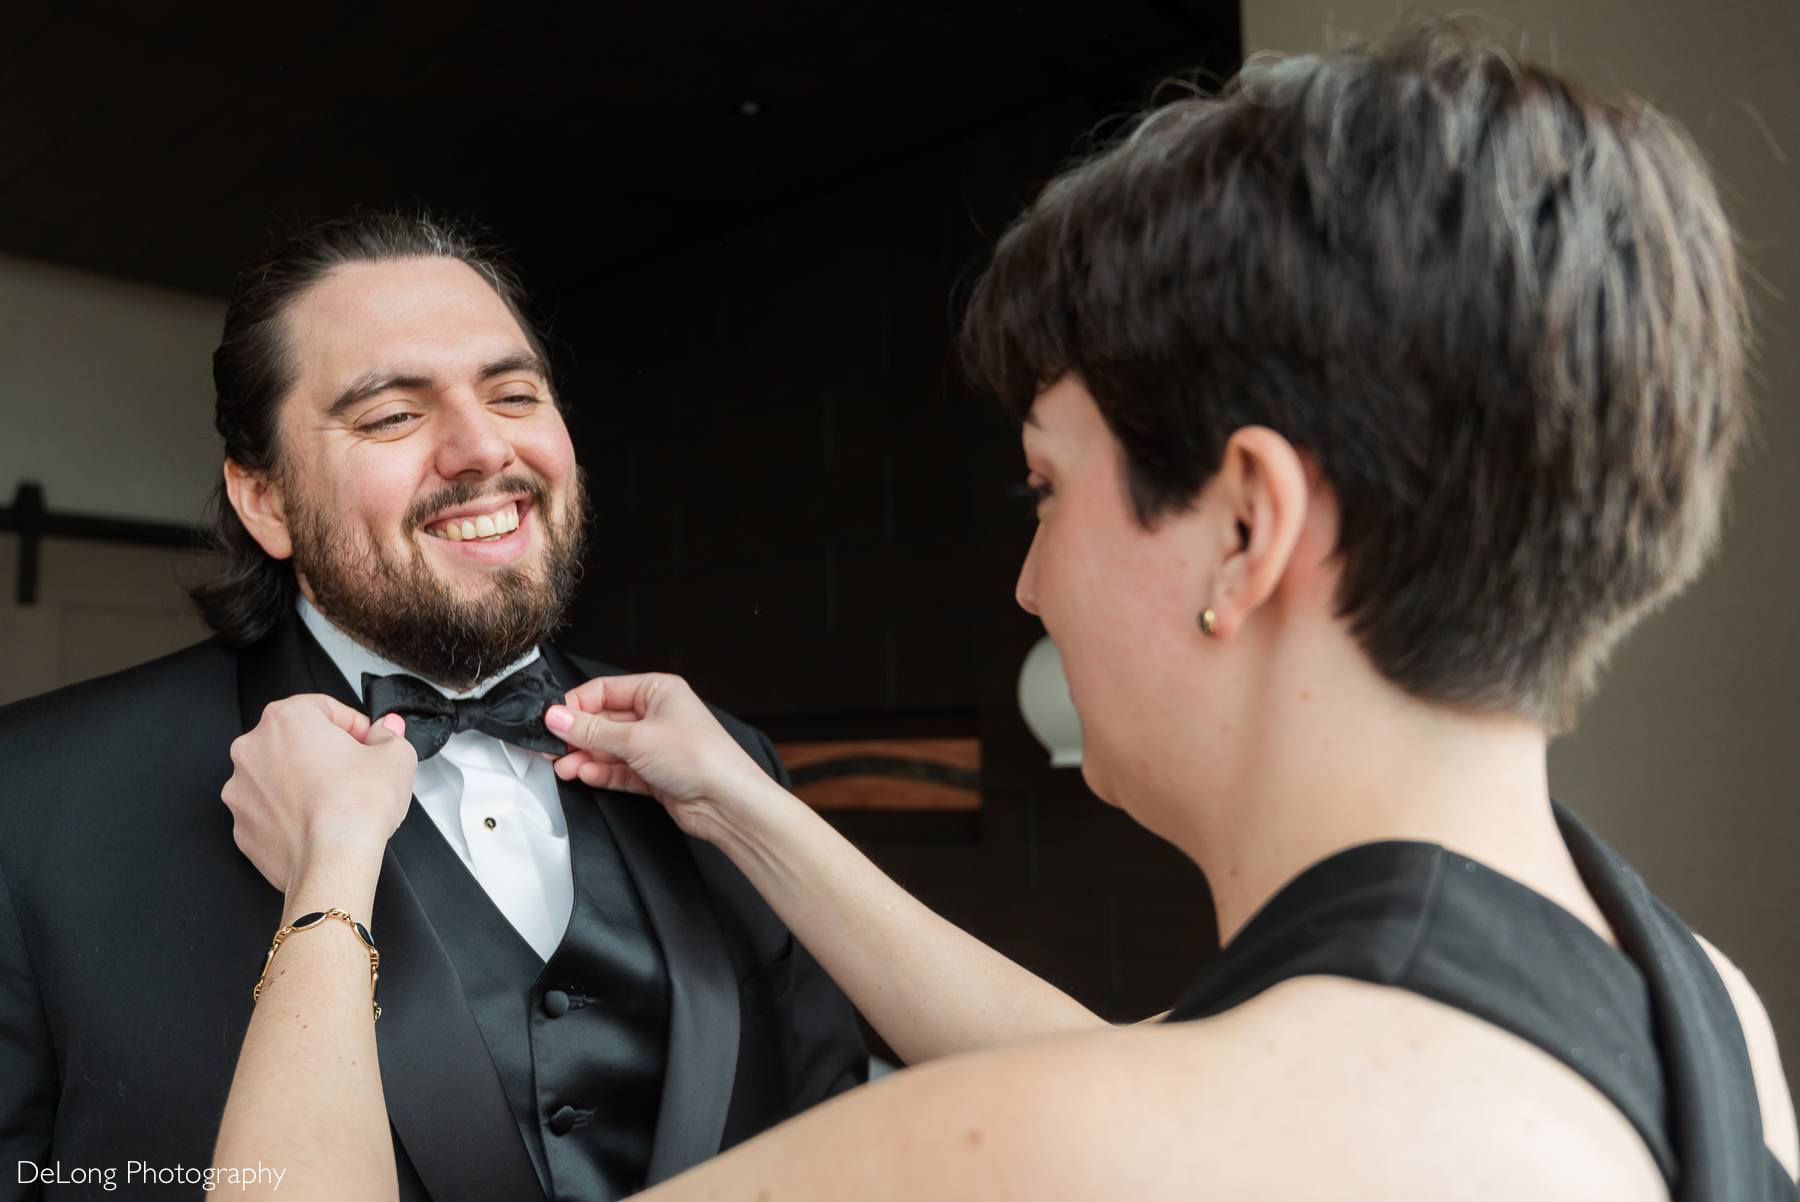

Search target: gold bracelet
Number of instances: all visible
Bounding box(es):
[253,908,381,1021]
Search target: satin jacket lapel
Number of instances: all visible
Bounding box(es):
[234,617,340,726]
[369,848,546,1202]
[542,644,741,1185]
[238,618,545,1202]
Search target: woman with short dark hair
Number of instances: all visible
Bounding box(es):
[216,24,1796,1200]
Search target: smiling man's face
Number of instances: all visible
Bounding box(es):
[247,255,586,687]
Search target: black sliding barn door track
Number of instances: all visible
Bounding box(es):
[0,483,204,605]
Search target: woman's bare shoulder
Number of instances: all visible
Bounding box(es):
[1694,934,1799,1177]
[646,976,1666,1202]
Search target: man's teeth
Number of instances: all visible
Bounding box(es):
[430,504,521,542]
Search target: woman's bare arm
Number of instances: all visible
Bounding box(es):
[211,696,417,1202]
[631,978,1667,1202]
[1696,934,1799,1178]
[688,766,1104,1063]
[547,674,1110,1064]
[213,851,395,1202]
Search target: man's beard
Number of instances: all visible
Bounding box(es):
[292,470,590,690]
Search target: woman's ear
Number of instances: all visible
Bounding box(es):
[223,461,294,561]
[1202,427,1311,638]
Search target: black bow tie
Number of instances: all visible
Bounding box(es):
[363,655,569,761]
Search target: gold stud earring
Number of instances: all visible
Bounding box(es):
[1199,608,1219,637]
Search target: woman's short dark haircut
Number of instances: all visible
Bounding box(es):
[960,21,1750,731]
[190,212,554,647]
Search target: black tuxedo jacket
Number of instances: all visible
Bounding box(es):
[0,619,865,1201]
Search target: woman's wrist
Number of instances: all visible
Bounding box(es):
[699,771,823,877]
[283,837,386,927]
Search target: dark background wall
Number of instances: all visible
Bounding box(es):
[552,89,1227,1035]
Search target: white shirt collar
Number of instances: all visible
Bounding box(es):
[297,596,544,704]
[294,603,572,959]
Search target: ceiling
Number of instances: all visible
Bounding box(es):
[0,0,1238,302]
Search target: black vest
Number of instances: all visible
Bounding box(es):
[1167,803,1797,1201]
[392,776,671,1202]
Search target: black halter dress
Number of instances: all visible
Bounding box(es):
[1164,803,1796,1201]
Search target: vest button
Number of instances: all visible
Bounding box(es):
[549,1105,577,1136]
[543,990,570,1018]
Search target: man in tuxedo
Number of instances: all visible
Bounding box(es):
[0,213,865,1202]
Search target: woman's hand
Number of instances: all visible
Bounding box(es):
[545,673,781,846]
[223,695,417,900]
[214,696,411,1201]
[548,672,1106,1066]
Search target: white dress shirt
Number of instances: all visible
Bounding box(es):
[299,598,574,961]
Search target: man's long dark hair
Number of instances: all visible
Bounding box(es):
[190,213,555,646]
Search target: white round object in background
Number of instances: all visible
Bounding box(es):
[1017,635,1082,768]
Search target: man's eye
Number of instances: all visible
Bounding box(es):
[359,412,418,433]
[494,393,539,408]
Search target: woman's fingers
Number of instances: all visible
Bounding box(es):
[551,748,591,779]
[307,692,375,740]
[364,712,409,745]
[576,759,651,794]
[551,747,628,784]
[552,748,595,776]
[359,715,417,831]
[547,671,769,817]
[546,702,590,746]
[563,672,705,721]
[564,674,656,718]
[223,696,419,895]
[545,743,649,794]
[545,702,641,757]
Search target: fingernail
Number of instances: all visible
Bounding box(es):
[545,705,573,733]
[383,713,406,735]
